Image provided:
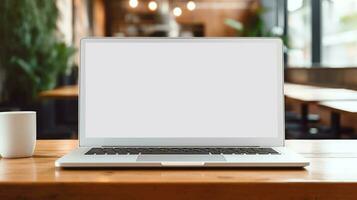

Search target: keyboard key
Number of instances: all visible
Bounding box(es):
[85,148,105,155]
[103,148,116,155]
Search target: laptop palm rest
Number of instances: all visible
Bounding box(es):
[136,155,226,162]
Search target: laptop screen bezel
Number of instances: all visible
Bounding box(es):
[79,38,285,147]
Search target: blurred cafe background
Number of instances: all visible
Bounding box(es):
[1,0,357,139]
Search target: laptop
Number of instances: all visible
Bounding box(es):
[56,38,309,168]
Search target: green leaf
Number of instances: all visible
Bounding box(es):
[224,19,244,33]
[10,57,40,85]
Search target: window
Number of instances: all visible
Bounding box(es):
[322,0,357,67]
[287,0,311,67]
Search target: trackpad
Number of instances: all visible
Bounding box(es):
[136,155,226,162]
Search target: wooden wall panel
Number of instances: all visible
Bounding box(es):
[285,67,357,90]
[92,0,106,36]
[176,0,257,37]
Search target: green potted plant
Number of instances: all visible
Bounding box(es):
[0,0,76,106]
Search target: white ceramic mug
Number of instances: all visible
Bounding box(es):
[0,111,36,158]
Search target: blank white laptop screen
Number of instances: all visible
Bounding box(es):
[83,39,281,138]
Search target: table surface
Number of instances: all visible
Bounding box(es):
[319,100,357,114]
[1,140,357,199]
[39,85,78,99]
[284,83,357,102]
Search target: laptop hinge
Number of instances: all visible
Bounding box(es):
[101,146,261,148]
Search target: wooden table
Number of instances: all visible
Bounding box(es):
[1,140,357,200]
[39,85,78,99]
[319,100,357,114]
[284,83,357,129]
[318,100,357,137]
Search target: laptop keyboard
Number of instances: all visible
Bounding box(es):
[85,147,279,155]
